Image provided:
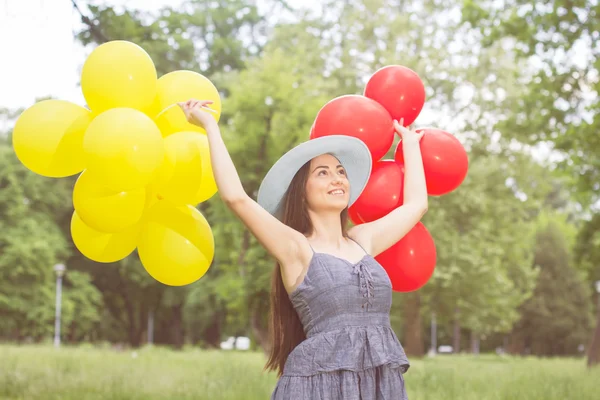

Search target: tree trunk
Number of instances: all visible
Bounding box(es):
[506,322,525,355]
[171,304,184,349]
[470,331,480,355]
[452,307,461,353]
[203,297,224,348]
[402,292,424,356]
[125,297,141,347]
[587,303,600,368]
[508,330,526,355]
[250,302,270,354]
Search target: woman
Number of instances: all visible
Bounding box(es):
[179,99,427,400]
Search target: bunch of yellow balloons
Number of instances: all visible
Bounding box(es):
[12,40,220,286]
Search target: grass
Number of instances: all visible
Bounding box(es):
[1,344,598,399]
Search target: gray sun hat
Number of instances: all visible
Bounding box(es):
[257,135,372,219]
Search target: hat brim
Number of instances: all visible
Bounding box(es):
[257,135,372,219]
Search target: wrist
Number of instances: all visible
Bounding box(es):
[402,138,421,147]
[203,119,219,132]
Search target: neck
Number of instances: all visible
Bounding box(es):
[306,209,345,248]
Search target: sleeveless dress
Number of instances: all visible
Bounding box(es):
[271,241,410,400]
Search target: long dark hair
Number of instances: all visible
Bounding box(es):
[264,160,349,377]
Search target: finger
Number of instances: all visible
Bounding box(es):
[399,117,404,127]
[200,100,214,106]
[202,106,218,114]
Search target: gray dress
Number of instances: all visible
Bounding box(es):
[271,241,410,400]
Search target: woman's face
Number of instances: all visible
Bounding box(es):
[304,154,350,213]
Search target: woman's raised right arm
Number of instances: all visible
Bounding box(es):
[179,101,311,284]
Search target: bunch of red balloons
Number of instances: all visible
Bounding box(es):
[310,65,469,292]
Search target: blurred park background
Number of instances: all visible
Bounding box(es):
[1,0,599,399]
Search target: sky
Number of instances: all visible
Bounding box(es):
[0,0,180,110]
[0,0,315,111]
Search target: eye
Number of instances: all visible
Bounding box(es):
[338,169,346,175]
[318,169,327,176]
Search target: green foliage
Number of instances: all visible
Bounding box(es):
[462,0,600,203]
[201,43,333,338]
[0,140,102,341]
[511,216,594,355]
[61,271,104,342]
[421,154,539,336]
[75,0,270,76]
[68,0,278,347]
[574,214,600,288]
[0,142,71,339]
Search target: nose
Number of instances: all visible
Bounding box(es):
[331,175,343,185]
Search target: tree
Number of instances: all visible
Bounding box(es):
[71,0,554,354]
[462,0,600,366]
[574,214,600,366]
[0,134,102,342]
[71,0,283,347]
[418,152,541,354]
[509,214,593,356]
[200,42,333,347]
[461,0,599,204]
[260,0,535,356]
[73,0,279,76]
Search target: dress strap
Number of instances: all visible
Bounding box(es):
[347,236,369,255]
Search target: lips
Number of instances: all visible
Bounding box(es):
[328,189,345,196]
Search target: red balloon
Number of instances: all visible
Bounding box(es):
[349,160,404,223]
[395,128,468,196]
[364,65,426,127]
[311,95,394,162]
[348,206,364,225]
[375,222,436,292]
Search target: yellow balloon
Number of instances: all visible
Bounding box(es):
[144,183,160,210]
[81,40,157,114]
[71,211,139,263]
[144,95,162,119]
[83,108,164,191]
[152,131,203,205]
[191,134,218,204]
[156,70,221,125]
[154,104,206,137]
[137,201,214,286]
[12,100,92,177]
[73,170,147,233]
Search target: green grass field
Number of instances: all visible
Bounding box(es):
[1,344,598,399]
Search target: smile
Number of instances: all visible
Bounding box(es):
[328,189,345,196]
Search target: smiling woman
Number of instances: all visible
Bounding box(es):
[177,99,428,400]
[305,154,351,214]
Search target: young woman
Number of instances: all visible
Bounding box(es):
[179,99,427,399]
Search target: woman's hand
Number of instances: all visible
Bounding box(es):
[177,99,218,130]
[393,118,424,144]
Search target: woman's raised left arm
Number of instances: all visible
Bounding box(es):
[348,120,428,256]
